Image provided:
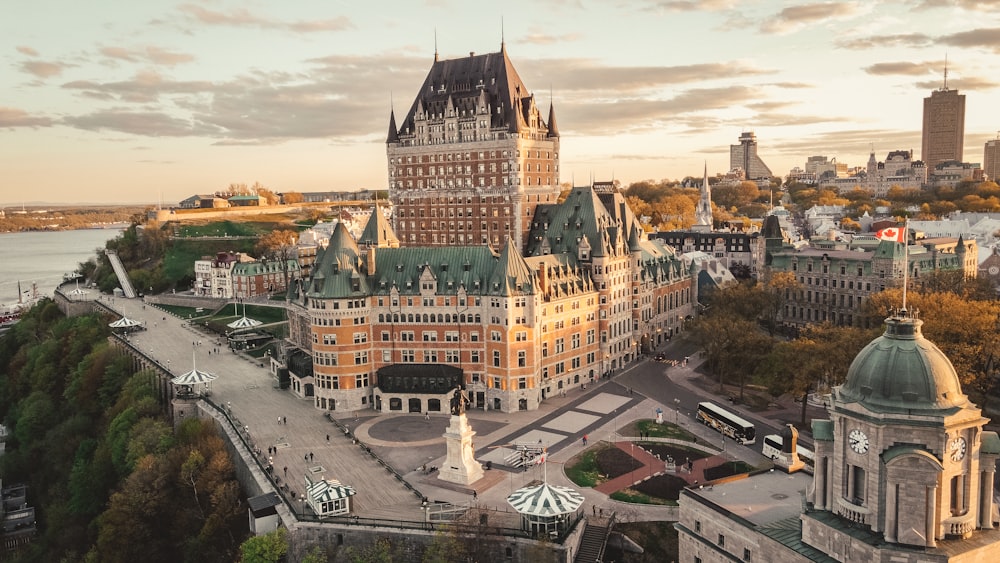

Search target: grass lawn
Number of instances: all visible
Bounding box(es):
[630,419,698,441]
[162,238,256,282]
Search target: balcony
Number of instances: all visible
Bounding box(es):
[835,497,870,525]
[944,513,976,538]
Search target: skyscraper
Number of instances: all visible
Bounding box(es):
[729,131,772,180]
[984,135,1000,182]
[386,43,560,252]
[921,72,965,172]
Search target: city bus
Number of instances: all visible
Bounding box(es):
[696,402,756,445]
[762,434,814,466]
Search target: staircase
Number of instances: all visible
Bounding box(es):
[574,517,609,563]
[105,250,137,298]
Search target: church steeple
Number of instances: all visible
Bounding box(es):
[693,162,713,231]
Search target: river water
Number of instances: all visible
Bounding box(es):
[0,228,124,305]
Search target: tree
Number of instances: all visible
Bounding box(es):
[256,229,299,292]
[759,271,800,335]
[240,528,288,563]
[282,191,305,204]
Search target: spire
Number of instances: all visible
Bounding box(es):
[694,161,713,229]
[547,97,559,138]
[434,29,439,62]
[386,108,399,144]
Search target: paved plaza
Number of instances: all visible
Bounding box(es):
[100,295,766,523]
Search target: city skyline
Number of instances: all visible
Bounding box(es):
[3,1,1000,205]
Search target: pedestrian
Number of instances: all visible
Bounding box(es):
[424,411,429,420]
[473,490,478,501]
[278,416,282,424]
[310,452,314,461]
[582,434,588,446]
[592,505,597,516]
[304,454,308,461]
[283,466,288,476]
[326,434,330,441]
[284,416,288,424]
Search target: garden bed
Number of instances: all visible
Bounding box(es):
[566,444,643,487]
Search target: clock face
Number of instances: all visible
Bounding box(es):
[849,429,869,454]
[949,437,967,462]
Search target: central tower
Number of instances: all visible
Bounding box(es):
[386,43,560,253]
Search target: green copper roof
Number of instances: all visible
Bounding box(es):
[839,315,968,414]
[358,207,399,248]
[812,419,834,441]
[525,185,622,260]
[232,260,300,276]
[982,431,1000,455]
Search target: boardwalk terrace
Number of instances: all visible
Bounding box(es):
[281,183,696,415]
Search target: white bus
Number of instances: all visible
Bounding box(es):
[696,402,756,445]
[762,434,814,465]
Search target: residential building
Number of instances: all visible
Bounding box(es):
[651,230,758,277]
[386,44,560,253]
[928,160,983,188]
[193,252,255,298]
[232,260,301,299]
[983,136,1000,182]
[281,183,696,414]
[922,82,966,172]
[730,132,772,180]
[678,312,1000,562]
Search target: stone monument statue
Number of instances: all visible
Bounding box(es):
[438,387,484,486]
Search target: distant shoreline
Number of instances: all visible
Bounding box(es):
[0,223,130,234]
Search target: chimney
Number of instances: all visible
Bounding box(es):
[538,266,549,294]
[367,247,376,275]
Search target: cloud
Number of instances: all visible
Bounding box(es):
[836,33,933,49]
[939,28,1000,53]
[520,59,772,94]
[519,32,583,45]
[774,128,920,157]
[0,107,54,128]
[100,46,195,66]
[761,2,870,34]
[62,70,215,103]
[18,60,70,78]
[177,4,353,33]
[915,76,1000,90]
[863,61,942,76]
[61,108,221,137]
[912,0,996,11]
[641,0,738,11]
[16,46,39,56]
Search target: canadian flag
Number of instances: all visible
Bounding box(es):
[535,449,547,465]
[876,227,906,243]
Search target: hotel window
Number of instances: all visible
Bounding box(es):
[471,351,480,363]
[743,548,752,562]
[718,534,725,547]
[493,350,501,367]
[382,350,391,363]
[354,351,368,365]
[518,351,526,367]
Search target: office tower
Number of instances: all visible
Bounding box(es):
[730,131,773,180]
[921,71,965,172]
[985,136,1000,182]
[386,44,560,252]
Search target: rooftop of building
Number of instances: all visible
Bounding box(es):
[685,470,811,527]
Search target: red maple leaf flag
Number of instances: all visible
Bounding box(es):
[875,226,905,243]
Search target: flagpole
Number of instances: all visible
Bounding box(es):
[902,218,909,312]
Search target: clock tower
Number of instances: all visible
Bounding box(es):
[805,311,999,554]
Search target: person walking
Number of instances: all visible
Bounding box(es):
[582,435,588,446]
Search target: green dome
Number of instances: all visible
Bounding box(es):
[839,315,967,412]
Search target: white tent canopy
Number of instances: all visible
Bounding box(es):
[171,369,217,386]
[227,315,262,329]
[506,483,584,517]
[108,316,142,328]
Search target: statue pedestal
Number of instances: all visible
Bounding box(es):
[438,413,484,486]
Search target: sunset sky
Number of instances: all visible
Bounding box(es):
[3,1,999,205]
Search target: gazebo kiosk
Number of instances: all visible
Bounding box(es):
[304,476,356,518]
[506,483,584,538]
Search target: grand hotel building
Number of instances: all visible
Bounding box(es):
[280,46,696,414]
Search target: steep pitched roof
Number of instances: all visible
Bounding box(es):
[307,222,368,298]
[547,102,559,137]
[392,46,544,137]
[525,185,621,260]
[486,238,535,296]
[386,109,399,143]
[358,207,400,248]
